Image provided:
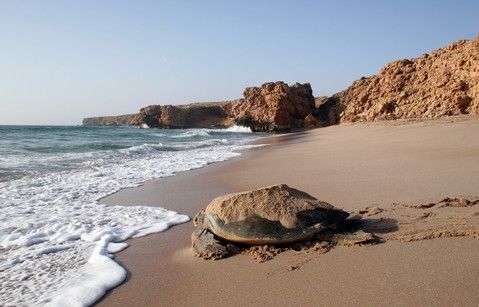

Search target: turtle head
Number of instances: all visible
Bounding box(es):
[193,210,207,228]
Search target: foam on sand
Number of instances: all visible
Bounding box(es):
[0,197,189,306]
[47,236,128,307]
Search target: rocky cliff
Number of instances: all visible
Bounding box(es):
[130,102,235,129]
[82,114,135,126]
[83,82,316,132]
[83,36,479,130]
[129,82,316,132]
[319,36,479,124]
[229,81,316,131]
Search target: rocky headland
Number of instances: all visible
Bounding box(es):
[83,35,479,131]
[84,82,318,132]
[82,114,136,126]
[130,101,235,129]
[230,82,318,131]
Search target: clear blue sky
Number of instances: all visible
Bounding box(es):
[1,0,478,125]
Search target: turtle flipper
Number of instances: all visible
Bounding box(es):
[191,228,229,260]
[316,230,376,246]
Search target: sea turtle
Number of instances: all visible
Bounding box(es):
[192,184,374,260]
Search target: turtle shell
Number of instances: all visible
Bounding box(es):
[203,184,348,244]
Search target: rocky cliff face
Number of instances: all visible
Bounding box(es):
[85,82,317,132]
[321,36,479,124]
[83,36,479,130]
[82,114,135,126]
[229,81,316,132]
[130,102,234,129]
[129,82,316,132]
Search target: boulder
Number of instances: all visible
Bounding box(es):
[230,81,316,132]
[304,114,320,128]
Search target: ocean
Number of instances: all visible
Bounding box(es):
[0,124,261,306]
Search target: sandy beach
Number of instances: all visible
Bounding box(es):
[3,3,478,306]
[100,116,479,306]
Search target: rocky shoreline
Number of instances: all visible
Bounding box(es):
[83,82,318,132]
[83,35,478,131]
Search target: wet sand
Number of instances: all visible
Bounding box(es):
[100,116,479,306]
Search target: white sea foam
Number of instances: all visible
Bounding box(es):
[169,125,252,139]
[224,124,253,133]
[169,129,211,138]
[0,137,261,306]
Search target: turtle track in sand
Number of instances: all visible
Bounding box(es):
[239,196,479,266]
[375,196,479,242]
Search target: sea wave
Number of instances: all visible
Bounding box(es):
[169,125,252,139]
[0,126,263,306]
[223,124,253,133]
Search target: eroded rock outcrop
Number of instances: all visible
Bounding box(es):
[82,114,135,126]
[86,82,318,132]
[229,81,316,132]
[83,36,479,130]
[323,36,479,124]
[130,102,235,129]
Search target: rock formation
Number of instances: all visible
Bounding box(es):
[130,102,234,129]
[304,114,320,128]
[82,35,479,130]
[81,114,135,126]
[229,81,316,132]
[320,36,479,124]
[83,82,316,132]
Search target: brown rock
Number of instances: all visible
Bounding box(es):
[314,96,329,108]
[230,81,316,132]
[130,105,163,127]
[320,36,479,124]
[304,114,320,128]
[82,82,318,132]
[130,102,233,129]
[82,114,136,126]
[314,96,342,125]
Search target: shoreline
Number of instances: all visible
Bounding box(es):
[99,115,479,306]
[96,130,307,206]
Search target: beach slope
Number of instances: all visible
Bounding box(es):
[101,116,479,307]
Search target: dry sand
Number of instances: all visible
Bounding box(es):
[99,116,479,307]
